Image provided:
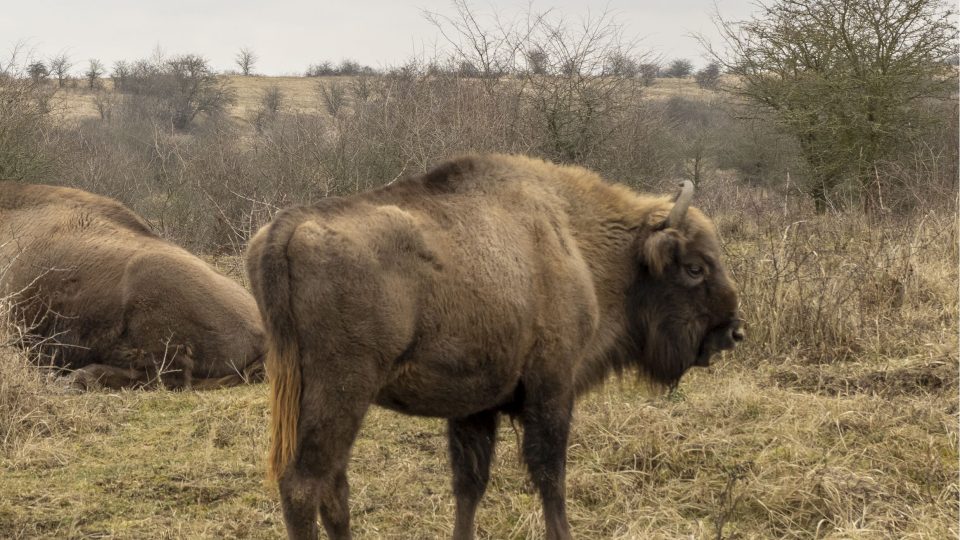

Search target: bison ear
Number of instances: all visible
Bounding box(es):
[641,228,682,276]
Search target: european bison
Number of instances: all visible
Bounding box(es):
[0,182,265,389]
[247,154,743,539]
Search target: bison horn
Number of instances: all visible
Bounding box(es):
[666,180,694,228]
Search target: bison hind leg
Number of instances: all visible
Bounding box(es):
[278,353,379,540]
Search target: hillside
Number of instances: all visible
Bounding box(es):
[48,74,718,123]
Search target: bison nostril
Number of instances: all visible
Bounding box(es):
[730,327,745,342]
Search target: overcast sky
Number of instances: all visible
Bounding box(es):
[2,1,756,75]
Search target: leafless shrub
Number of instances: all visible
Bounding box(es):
[638,62,660,86]
[521,10,649,164]
[251,85,284,133]
[261,86,283,114]
[0,47,55,181]
[719,190,956,364]
[111,60,129,91]
[525,47,549,75]
[695,62,721,89]
[0,265,75,460]
[305,61,335,77]
[92,90,115,121]
[305,59,376,77]
[317,80,348,116]
[603,51,639,77]
[664,58,693,78]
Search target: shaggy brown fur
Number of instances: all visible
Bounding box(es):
[247,154,743,540]
[0,182,265,389]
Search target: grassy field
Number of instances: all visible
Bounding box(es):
[51,74,716,123]
[1,196,957,538]
[2,355,955,539]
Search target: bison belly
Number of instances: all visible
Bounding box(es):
[374,339,527,418]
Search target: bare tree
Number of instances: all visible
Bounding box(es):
[85,59,104,89]
[164,54,235,128]
[235,47,257,76]
[49,54,72,87]
[703,0,958,210]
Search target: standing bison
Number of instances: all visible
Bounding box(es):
[0,182,265,389]
[247,154,743,539]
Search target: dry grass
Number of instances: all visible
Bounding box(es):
[0,361,954,539]
[0,345,59,463]
[0,202,956,539]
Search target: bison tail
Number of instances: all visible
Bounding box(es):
[248,208,307,482]
[266,338,300,482]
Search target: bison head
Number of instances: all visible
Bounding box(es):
[627,181,743,385]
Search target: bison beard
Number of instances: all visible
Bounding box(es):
[247,154,742,540]
[626,278,708,385]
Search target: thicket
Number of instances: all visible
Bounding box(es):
[705,0,958,212]
[0,48,54,182]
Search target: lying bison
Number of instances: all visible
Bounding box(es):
[247,154,743,539]
[0,182,264,389]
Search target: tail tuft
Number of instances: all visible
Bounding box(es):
[266,338,301,481]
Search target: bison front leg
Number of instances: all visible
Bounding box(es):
[448,409,499,540]
[68,363,150,389]
[521,387,574,540]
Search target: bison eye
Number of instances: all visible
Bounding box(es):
[685,264,704,279]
